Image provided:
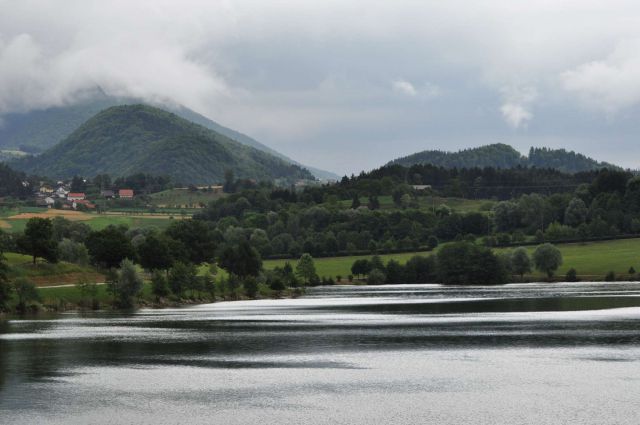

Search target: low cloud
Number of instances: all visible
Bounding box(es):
[392,79,418,96]
[500,86,537,128]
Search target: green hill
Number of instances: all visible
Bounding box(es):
[388,143,619,173]
[12,104,314,184]
[0,92,338,180]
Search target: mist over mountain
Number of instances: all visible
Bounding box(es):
[0,92,338,180]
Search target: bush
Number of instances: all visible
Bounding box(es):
[605,271,616,282]
[367,268,387,285]
[565,268,578,282]
[437,241,507,285]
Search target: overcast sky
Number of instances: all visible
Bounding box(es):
[2,1,640,175]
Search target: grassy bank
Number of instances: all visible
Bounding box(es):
[264,238,640,281]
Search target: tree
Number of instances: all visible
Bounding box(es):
[86,225,135,269]
[437,241,507,285]
[351,195,361,209]
[137,234,173,271]
[16,218,58,265]
[427,236,439,250]
[164,220,217,264]
[218,241,262,279]
[13,278,39,312]
[223,169,235,193]
[114,259,143,308]
[533,243,563,279]
[404,255,437,283]
[511,247,532,279]
[168,262,197,297]
[367,268,386,285]
[384,259,404,284]
[295,253,317,285]
[564,197,588,227]
[57,239,89,266]
[565,268,578,282]
[0,252,11,311]
[70,175,86,193]
[151,270,170,299]
[350,259,371,278]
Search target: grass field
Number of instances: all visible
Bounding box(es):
[0,207,178,233]
[5,252,104,286]
[264,238,640,280]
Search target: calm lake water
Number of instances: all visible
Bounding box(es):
[2,283,640,424]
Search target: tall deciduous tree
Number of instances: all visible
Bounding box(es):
[511,247,532,279]
[533,243,563,279]
[296,253,317,285]
[17,218,58,265]
[86,225,135,269]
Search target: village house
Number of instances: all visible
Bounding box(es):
[39,185,54,195]
[119,189,134,199]
[101,189,115,198]
[44,197,56,207]
[412,185,432,191]
[67,192,86,201]
[56,187,69,198]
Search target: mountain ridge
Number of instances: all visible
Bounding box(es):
[11,104,314,184]
[0,93,338,180]
[388,143,619,173]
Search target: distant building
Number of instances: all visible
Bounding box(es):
[44,197,56,207]
[67,192,86,201]
[119,189,134,199]
[56,187,69,198]
[412,185,432,191]
[39,185,54,194]
[101,190,115,198]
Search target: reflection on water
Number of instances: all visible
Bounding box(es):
[2,283,640,424]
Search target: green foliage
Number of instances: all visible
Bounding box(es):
[14,104,314,184]
[114,259,143,308]
[604,271,616,282]
[296,253,317,284]
[565,268,579,282]
[150,271,170,299]
[0,252,11,311]
[389,143,619,173]
[367,268,386,285]
[13,277,40,312]
[510,247,532,278]
[165,220,217,264]
[168,262,197,296]
[218,241,262,278]
[137,233,173,271]
[57,238,89,266]
[437,241,507,285]
[86,225,135,269]
[533,243,563,279]
[16,218,58,264]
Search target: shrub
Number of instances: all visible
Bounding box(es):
[565,268,578,282]
[605,271,616,282]
[367,268,386,285]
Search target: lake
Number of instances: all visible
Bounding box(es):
[2,282,640,424]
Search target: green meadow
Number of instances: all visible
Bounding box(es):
[264,238,640,281]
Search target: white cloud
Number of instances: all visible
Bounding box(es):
[561,38,640,114]
[392,79,417,96]
[499,86,537,128]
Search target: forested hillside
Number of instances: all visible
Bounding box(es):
[389,143,618,173]
[12,105,314,184]
[0,92,337,180]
